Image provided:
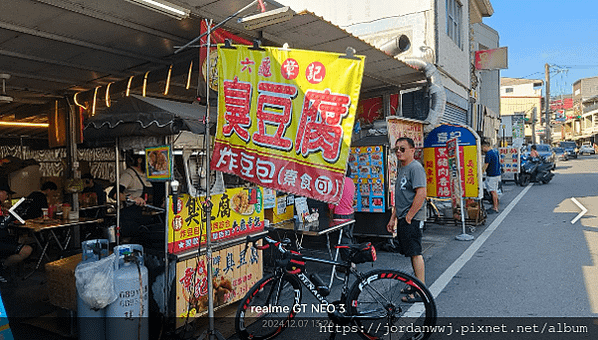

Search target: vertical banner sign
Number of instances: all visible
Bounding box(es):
[211,45,366,203]
[447,138,463,212]
[424,124,483,199]
[349,146,385,213]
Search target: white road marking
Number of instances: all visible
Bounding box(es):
[404,183,533,317]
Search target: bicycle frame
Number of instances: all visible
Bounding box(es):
[292,254,350,307]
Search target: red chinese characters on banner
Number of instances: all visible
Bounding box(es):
[435,147,450,197]
[222,77,252,142]
[258,57,272,77]
[253,82,297,150]
[295,89,350,162]
[240,57,255,73]
[179,259,208,299]
[213,145,343,201]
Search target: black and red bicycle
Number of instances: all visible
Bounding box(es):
[235,234,436,340]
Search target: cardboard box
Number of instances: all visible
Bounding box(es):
[45,254,82,311]
[467,206,481,220]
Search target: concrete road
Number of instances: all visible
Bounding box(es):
[227,156,598,340]
[427,155,598,338]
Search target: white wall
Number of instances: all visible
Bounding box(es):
[276,0,433,27]
[473,23,500,117]
[501,82,542,97]
[436,0,471,97]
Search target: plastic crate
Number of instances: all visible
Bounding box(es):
[45,253,82,311]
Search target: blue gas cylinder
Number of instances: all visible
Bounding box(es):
[106,244,149,340]
[77,239,109,340]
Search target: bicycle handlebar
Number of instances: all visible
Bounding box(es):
[245,234,288,255]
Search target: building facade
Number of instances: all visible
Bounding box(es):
[471,22,500,144]
[571,76,598,144]
[276,0,495,130]
[500,77,544,145]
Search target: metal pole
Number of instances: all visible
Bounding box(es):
[174,0,259,54]
[198,19,224,340]
[545,63,551,145]
[115,138,120,245]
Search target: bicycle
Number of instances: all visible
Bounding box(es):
[235,234,437,340]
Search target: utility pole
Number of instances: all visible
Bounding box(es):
[545,63,551,145]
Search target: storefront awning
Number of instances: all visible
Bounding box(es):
[83,95,217,141]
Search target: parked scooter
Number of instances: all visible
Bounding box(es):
[517,156,555,185]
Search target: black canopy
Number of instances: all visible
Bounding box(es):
[84,95,217,141]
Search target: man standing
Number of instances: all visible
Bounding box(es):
[482,140,501,213]
[386,137,427,302]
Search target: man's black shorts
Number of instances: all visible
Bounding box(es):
[395,218,422,257]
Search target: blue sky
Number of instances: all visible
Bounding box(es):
[484,0,598,97]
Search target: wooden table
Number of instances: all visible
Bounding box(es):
[267,218,355,287]
[16,217,104,278]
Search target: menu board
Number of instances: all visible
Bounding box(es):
[499,147,520,177]
[349,146,386,213]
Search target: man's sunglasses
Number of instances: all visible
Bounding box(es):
[392,146,407,153]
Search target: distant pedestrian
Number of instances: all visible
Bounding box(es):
[482,140,501,213]
[386,137,427,303]
[530,144,540,159]
[328,167,356,243]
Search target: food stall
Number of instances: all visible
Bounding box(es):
[82,94,267,330]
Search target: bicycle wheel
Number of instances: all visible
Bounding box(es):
[235,273,302,340]
[347,269,436,340]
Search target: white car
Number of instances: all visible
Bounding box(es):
[579,144,596,155]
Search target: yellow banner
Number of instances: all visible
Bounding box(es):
[167,187,264,254]
[211,45,365,203]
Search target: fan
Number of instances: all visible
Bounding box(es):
[0,74,13,104]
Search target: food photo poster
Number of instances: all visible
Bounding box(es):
[146,145,172,180]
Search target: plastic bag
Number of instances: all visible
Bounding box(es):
[75,253,118,310]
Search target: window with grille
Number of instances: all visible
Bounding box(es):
[446,0,462,48]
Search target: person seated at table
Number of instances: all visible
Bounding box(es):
[23,181,58,220]
[328,167,356,244]
[112,152,154,239]
[0,178,33,283]
[82,173,106,206]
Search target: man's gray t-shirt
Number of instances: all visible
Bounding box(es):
[394,160,427,221]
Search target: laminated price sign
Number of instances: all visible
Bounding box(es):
[211,45,365,203]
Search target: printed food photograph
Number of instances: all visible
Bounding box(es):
[231,190,255,215]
